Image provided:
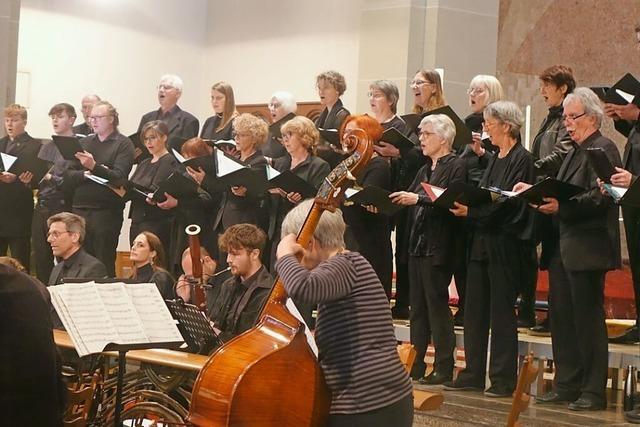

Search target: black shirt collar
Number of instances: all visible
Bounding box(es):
[62,247,84,270]
[135,263,154,282]
[234,265,268,289]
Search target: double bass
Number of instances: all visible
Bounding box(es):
[188,128,374,426]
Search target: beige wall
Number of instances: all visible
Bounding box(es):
[0,0,20,114]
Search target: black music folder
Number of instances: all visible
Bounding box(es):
[172,148,217,177]
[586,147,616,183]
[152,172,199,202]
[345,186,404,216]
[604,179,640,208]
[603,73,640,106]
[213,150,268,194]
[265,164,317,198]
[400,113,422,133]
[0,151,50,183]
[129,132,151,163]
[52,135,83,160]
[421,105,473,150]
[422,181,492,209]
[318,128,341,148]
[591,86,609,101]
[510,177,584,205]
[381,127,416,151]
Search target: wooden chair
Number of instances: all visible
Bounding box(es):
[64,372,101,427]
[506,352,539,427]
[396,343,444,411]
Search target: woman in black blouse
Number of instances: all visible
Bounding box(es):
[129,231,174,300]
[447,101,535,397]
[128,120,178,255]
[391,114,466,383]
[315,70,350,168]
[200,81,238,141]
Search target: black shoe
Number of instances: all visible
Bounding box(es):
[625,408,640,423]
[568,397,606,411]
[536,390,580,404]
[443,379,483,391]
[517,318,536,329]
[418,371,452,386]
[609,325,639,344]
[391,305,410,320]
[484,385,513,398]
[410,362,426,381]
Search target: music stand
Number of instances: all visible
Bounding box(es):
[166,298,222,355]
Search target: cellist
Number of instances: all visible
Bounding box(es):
[275,198,413,427]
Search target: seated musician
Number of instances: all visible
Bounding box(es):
[276,200,413,427]
[129,231,174,300]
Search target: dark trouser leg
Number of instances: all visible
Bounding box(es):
[517,243,538,324]
[7,237,30,270]
[453,232,468,319]
[423,258,455,374]
[408,256,430,375]
[548,251,582,395]
[623,206,640,326]
[394,212,410,310]
[566,269,608,403]
[457,259,490,387]
[75,208,122,277]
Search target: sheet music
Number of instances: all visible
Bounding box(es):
[215,149,245,176]
[616,89,635,104]
[85,173,109,186]
[604,183,627,200]
[344,187,359,198]
[50,281,183,357]
[125,283,183,343]
[265,163,281,180]
[0,152,17,172]
[286,298,319,358]
[172,148,187,163]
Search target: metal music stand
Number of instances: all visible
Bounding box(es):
[166,298,222,355]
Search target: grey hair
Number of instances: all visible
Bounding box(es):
[419,114,456,150]
[271,91,298,114]
[47,212,86,244]
[483,101,524,139]
[281,199,346,250]
[159,74,184,93]
[369,80,400,113]
[563,87,604,128]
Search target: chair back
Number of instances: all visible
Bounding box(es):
[64,372,101,427]
[506,352,539,427]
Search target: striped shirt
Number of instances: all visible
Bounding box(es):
[276,251,413,414]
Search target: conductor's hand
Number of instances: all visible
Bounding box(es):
[75,151,96,170]
[157,193,178,209]
[449,201,468,217]
[0,171,17,183]
[186,166,206,185]
[532,197,559,215]
[513,182,532,193]
[277,233,304,260]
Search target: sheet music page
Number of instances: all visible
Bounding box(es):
[265,163,281,180]
[95,283,149,344]
[215,149,245,176]
[616,89,635,104]
[124,283,183,343]
[344,187,359,198]
[49,282,119,356]
[286,298,319,357]
[85,173,109,185]
[172,148,186,163]
[49,288,89,356]
[0,152,17,171]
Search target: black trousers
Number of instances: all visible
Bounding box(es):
[548,250,608,403]
[394,211,410,310]
[409,256,455,375]
[457,236,522,391]
[129,217,174,263]
[517,243,539,323]
[31,203,66,283]
[623,205,640,325]
[73,207,123,277]
[0,236,30,270]
[327,394,413,427]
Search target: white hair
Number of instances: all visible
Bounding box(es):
[563,87,604,128]
[281,199,345,250]
[419,114,456,149]
[271,91,297,114]
[483,101,524,139]
[159,74,184,93]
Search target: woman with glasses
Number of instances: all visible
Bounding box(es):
[201,81,238,142]
[264,91,297,161]
[128,120,178,257]
[447,101,535,398]
[390,114,466,383]
[411,70,446,114]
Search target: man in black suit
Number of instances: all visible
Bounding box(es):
[72,94,101,136]
[0,104,42,268]
[521,88,621,411]
[0,263,65,426]
[46,211,107,287]
[137,74,199,155]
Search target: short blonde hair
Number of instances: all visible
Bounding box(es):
[4,104,27,120]
[233,113,268,147]
[280,116,320,155]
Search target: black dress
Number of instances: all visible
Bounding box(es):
[201,114,234,141]
[315,99,350,168]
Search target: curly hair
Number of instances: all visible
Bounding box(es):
[233,113,269,147]
[218,223,267,253]
[280,116,320,155]
[316,70,347,96]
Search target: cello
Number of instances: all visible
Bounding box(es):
[188,128,374,426]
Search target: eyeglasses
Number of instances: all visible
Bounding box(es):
[419,131,437,137]
[89,115,109,121]
[562,112,587,122]
[157,84,176,91]
[47,231,71,240]
[367,92,385,99]
[232,131,250,138]
[281,132,293,140]
[482,120,500,129]
[410,80,432,87]
[268,103,282,109]
[466,87,486,96]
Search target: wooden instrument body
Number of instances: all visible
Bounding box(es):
[188,300,329,427]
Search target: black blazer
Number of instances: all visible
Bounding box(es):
[623,125,640,178]
[138,105,199,153]
[47,248,108,286]
[0,265,65,427]
[532,105,572,178]
[542,131,622,271]
[0,133,41,237]
[315,99,349,130]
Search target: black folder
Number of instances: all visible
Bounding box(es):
[152,172,199,202]
[129,132,151,163]
[586,147,616,183]
[345,186,404,216]
[603,73,640,106]
[266,168,317,198]
[422,181,492,209]
[380,127,416,151]
[213,150,268,194]
[590,86,609,101]
[10,154,50,183]
[318,128,341,148]
[183,154,217,177]
[420,105,473,150]
[512,177,584,205]
[605,179,640,208]
[52,135,83,160]
[400,114,422,134]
